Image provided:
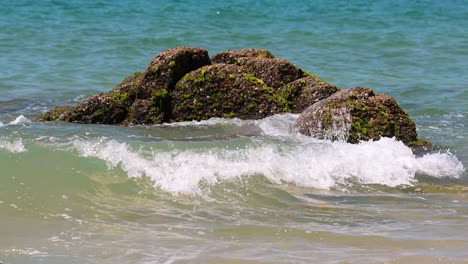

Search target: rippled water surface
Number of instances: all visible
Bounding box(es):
[1,0,467,263]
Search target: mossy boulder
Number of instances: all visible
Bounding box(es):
[38,46,426,147]
[39,105,73,122]
[39,47,211,125]
[128,94,169,125]
[211,48,275,64]
[170,64,289,121]
[293,87,418,144]
[138,47,211,98]
[69,92,131,124]
[39,72,143,124]
[235,57,308,89]
[278,76,339,113]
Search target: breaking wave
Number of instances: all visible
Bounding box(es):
[0,138,26,153]
[71,136,464,195]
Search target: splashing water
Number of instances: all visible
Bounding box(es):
[0,138,26,153]
[70,135,464,195]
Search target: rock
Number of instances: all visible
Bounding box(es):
[38,46,425,146]
[170,64,289,121]
[235,57,308,89]
[211,48,275,64]
[39,105,73,122]
[66,91,131,124]
[277,76,339,113]
[293,87,418,144]
[39,47,211,125]
[138,47,211,98]
[213,49,307,89]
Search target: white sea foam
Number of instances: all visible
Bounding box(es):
[0,138,26,153]
[160,117,246,127]
[72,136,465,195]
[1,248,46,256]
[0,115,31,128]
[8,115,31,126]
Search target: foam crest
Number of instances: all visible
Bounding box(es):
[1,115,32,126]
[160,117,245,127]
[0,138,26,153]
[71,137,464,195]
[256,113,299,138]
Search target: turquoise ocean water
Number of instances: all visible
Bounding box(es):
[1,1,467,263]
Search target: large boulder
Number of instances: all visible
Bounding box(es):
[38,46,426,147]
[293,87,418,144]
[277,76,339,113]
[39,47,211,125]
[170,64,289,121]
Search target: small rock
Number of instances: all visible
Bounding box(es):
[293,87,418,144]
[211,48,275,64]
[278,76,339,113]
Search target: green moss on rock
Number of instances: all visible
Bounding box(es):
[171,64,289,122]
[38,46,424,146]
[294,87,418,145]
[278,76,339,112]
[235,57,307,89]
[138,47,211,98]
[37,105,73,121]
[211,48,275,64]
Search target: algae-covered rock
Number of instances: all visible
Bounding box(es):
[278,76,339,113]
[293,87,418,144]
[211,48,275,64]
[170,64,289,121]
[39,46,426,147]
[39,105,73,122]
[235,57,307,89]
[213,49,307,89]
[66,92,130,124]
[128,96,169,125]
[39,47,211,125]
[138,47,211,98]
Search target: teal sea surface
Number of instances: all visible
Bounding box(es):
[1,1,467,263]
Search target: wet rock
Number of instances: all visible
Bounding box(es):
[235,57,308,89]
[278,76,339,113]
[211,48,275,64]
[213,49,307,89]
[138,47,211,98]
[170,64,289,121]
[39,46,425,146]
[39,105,73,122]
[39,47,210,125]
[293,87,418,144]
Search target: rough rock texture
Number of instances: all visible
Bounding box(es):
[234,57,307,89]
[293,87,418,144]
[40,72,143,124]
[40,105,73,122]
[39,47,211,125]
[171,64,289,121]
[278,76,339,113]
[137,47,211,98]
[211,48,275,64]
[38,46,426,146]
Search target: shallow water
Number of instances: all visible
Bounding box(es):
[1,0,467,263]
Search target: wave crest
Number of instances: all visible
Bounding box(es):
[71,137,465,195]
